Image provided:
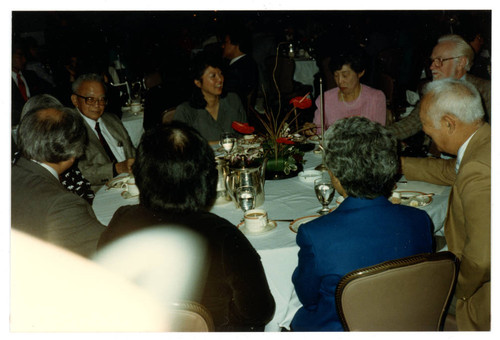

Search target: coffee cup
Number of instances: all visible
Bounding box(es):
[122,177,140,197]
[244,208,268,233]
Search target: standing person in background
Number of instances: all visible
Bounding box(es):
[12,39,52,126]
[222,25,259,110]
[401,78,490,331]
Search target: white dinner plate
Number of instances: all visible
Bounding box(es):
[237,220,277,236]
[289,215,321,233]
[390,191,432,207]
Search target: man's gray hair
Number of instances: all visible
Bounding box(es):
[17,106,88,163]
[422,78,484,128]
[438,34,475,71]
[72,73,106,94]
[324,116,398,199]
[20,94,63,121]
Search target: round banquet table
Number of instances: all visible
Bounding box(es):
[92,150,451,331]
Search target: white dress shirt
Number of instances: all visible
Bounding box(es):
[32,160,58,179]
[455,130,478,173]
[78,111,126,162]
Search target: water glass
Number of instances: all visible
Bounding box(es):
[314,177,335,215]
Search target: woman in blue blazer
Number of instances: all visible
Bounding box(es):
[291,117,433,331]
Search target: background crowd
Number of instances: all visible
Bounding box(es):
[12,10,491,127]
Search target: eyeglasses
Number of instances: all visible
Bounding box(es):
[74,94,107,106]
[429,56,462,68]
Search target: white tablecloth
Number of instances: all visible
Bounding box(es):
[293,59,319,96]
[121,109,144,148]
[92,151,451,331]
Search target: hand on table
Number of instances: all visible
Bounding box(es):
[302,122,317,136]
[115,158,135,174]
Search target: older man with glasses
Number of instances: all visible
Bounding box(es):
[71,73,135,190]
[388,34,491,140]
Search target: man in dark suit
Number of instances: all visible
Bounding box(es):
[11,106,105,258]
[12,40,52,126]
[222,27,259,110]
[70,74,135,190]
[388,34,491,140]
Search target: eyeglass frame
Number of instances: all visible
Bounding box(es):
[73,93,108,106]
[429,56,463,68]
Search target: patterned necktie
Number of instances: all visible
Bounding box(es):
[17,72,28,101]
[95,122,117,163]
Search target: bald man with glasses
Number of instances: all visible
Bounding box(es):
[71,73,135,191]
[388,34,491,140]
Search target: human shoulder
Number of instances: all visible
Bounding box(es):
[465,73,491,87]
[361,84,385,98]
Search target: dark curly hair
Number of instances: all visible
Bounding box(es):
[133,121,217,213]
[188,52,227,109]
[324,116,398,199]
[329,47,367,74]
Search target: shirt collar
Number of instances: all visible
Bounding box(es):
[31,159,59,179]
[456,130,478,173]
[229,54,246,65]
[77,109,101,128]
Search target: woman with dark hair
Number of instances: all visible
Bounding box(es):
[305,48,386,134]
[174,52,247,143]
[98,121,275,332]
[291,117,433,331]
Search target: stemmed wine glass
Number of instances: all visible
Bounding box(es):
[220,132,236,158]
[314,177,335,215]
[236,185,256,213]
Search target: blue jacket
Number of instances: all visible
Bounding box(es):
[291,196,433,331]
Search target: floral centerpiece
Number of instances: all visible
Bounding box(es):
[231,93,313,179]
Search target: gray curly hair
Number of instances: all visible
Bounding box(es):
[324,116,398,199]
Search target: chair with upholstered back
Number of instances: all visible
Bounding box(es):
[335,251,459,331]
[166,300,214,332]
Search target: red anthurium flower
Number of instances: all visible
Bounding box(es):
[289,95,312,109]
[276,137,294,145]
[231,121,255,134]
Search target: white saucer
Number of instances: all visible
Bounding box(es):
[237,220,277,236]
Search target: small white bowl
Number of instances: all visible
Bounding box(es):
[298,170,323,183]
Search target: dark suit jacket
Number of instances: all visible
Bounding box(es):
[403,123,491,330]
[291,196,433,331]
[12,70,53,126]
[98,204,275,331]
[224,55,259,109]
[11,157,105,257]
[78,112,135,191]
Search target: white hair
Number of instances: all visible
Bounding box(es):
[422,78,484,127]
[437,34,475,71]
